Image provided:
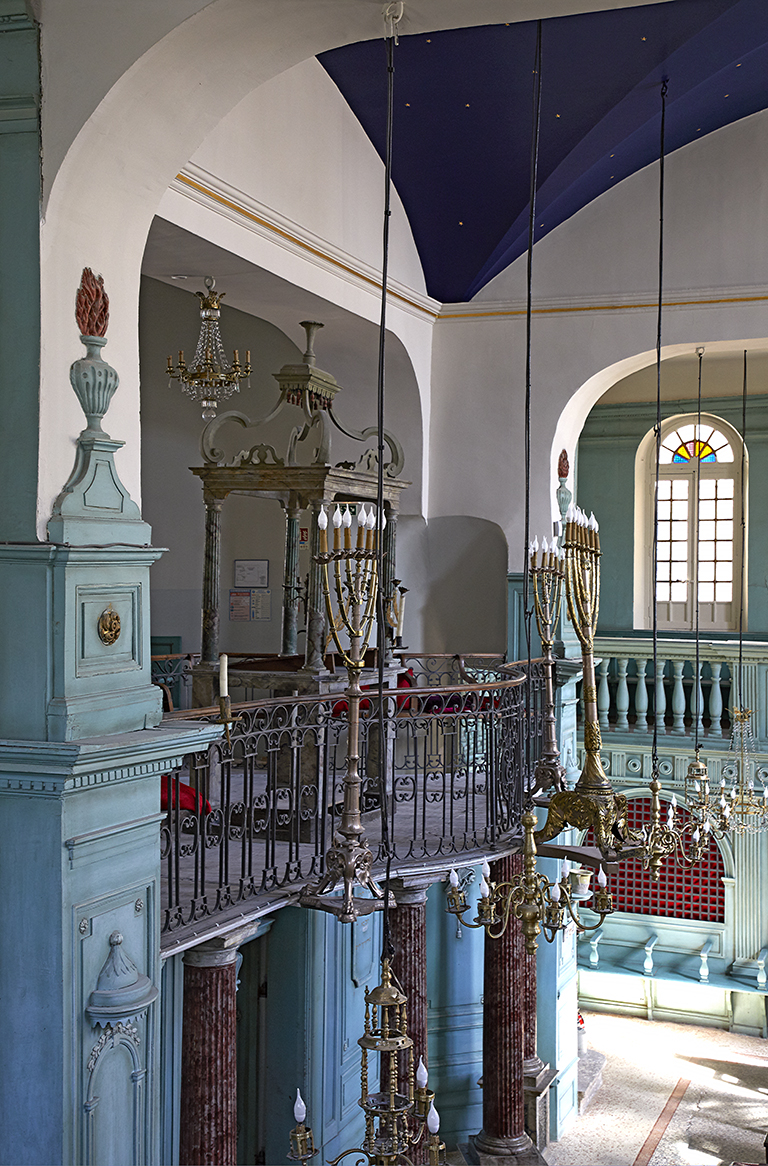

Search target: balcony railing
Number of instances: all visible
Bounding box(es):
[151,652,200,711]
[587,636,768,746]
[159,656,546,951]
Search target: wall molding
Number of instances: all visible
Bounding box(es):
[171,164,441,323]
[441,284,768,321]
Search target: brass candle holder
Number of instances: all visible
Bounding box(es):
[529,534,567,795]
[293,958,445,1166]
[533,506,643,860]
[446,810,614,954]
[299,504,391,923]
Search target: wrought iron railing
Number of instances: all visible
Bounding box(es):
[159,658,546,949]
[151,652,200,711]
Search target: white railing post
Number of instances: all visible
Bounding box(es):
[598,658,611,731]
[692,659,704,738]
[634,658,649,732]
[708,660,723,738]
[671,660,686,735]
[655,660,667,732]
[616,657,629,731]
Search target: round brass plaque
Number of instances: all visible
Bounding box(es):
[98,605,121,645]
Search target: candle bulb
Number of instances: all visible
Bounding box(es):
[427,1100,440,1135]
[318,506,328,552]
[449,868,459,888]
[597,866,607,888]
[332,504,342,549]
[357,504,367,548]
[416,1057,428,1089]
[481,858,491,879]
[550,879,561,902]
[693,826,700,844]
[342,505,352,549]
[294,1089,307,1124]
[366,507,376,551]
[219,652,228,698]
[479,876,489,899]
[561,859,570,880]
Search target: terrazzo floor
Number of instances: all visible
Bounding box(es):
[544,1011,768,1166]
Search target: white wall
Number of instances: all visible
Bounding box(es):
[40,0,632,539]
[429,109,768,570]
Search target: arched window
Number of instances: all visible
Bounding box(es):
[634,413,746,633]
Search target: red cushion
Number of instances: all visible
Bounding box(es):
[161,778,211,814]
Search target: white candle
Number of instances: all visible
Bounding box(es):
[550,879,561,902]
[396,589,406,638]
[219,653,228,698]
[449,869,459,887]
[294,1089,306,1124]
[597,866,607,888]
[481,858,491,879]
[479,877,489,899]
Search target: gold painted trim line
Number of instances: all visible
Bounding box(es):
[441,293,768,320]
[174,173,440,320]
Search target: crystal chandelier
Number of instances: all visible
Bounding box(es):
[166,276,250,420]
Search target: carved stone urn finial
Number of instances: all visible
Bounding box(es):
[71,268,119,434]
[556,447,572,523]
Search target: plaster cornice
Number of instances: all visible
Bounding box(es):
[440,285,768,321]
[0,721,223,792]
[171,164,441,323]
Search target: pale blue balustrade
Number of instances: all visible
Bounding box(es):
[585,637,768,749]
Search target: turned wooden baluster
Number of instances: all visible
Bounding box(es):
[597,658,611,730]
[671,660,686,734]
[655,660,667,731]
[615,657,629,731]
[692,659,704,738]
[708,661,724,737]
[634,658,649,732]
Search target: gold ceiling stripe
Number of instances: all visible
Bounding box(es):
[174,173,439,319]
[440,293,768,320]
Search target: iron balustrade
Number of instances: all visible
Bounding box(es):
[159,659,546,949]
[151,652,200,711]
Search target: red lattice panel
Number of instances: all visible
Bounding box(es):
[587,797,725,922]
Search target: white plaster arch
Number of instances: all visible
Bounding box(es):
[37,0,665,537]
[550,337,768,522]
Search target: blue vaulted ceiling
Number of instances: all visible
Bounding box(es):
[319,0,768,304]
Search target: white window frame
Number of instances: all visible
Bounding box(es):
[633,412,747,633]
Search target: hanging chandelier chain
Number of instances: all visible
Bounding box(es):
[522,20,543,804]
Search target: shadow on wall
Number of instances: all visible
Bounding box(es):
[398,515,507,654]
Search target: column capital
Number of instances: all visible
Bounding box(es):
[183,944,239,969]
[390,876,434,906]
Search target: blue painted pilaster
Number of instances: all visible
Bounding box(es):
[0,721,221,1166]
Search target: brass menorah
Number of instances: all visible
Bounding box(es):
[530,535,566,794]
[534,505,640,859]
[299,503,389,922]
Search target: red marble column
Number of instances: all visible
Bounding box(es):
[475,852,532,1157]
[387,880,430,1165]
[180,944,238,1166]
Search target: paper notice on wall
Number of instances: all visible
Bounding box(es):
[229,590,252,621]
[251,589,271,621]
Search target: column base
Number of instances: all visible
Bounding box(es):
[460,1134,547,1164]
[523,1061,557,1149]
